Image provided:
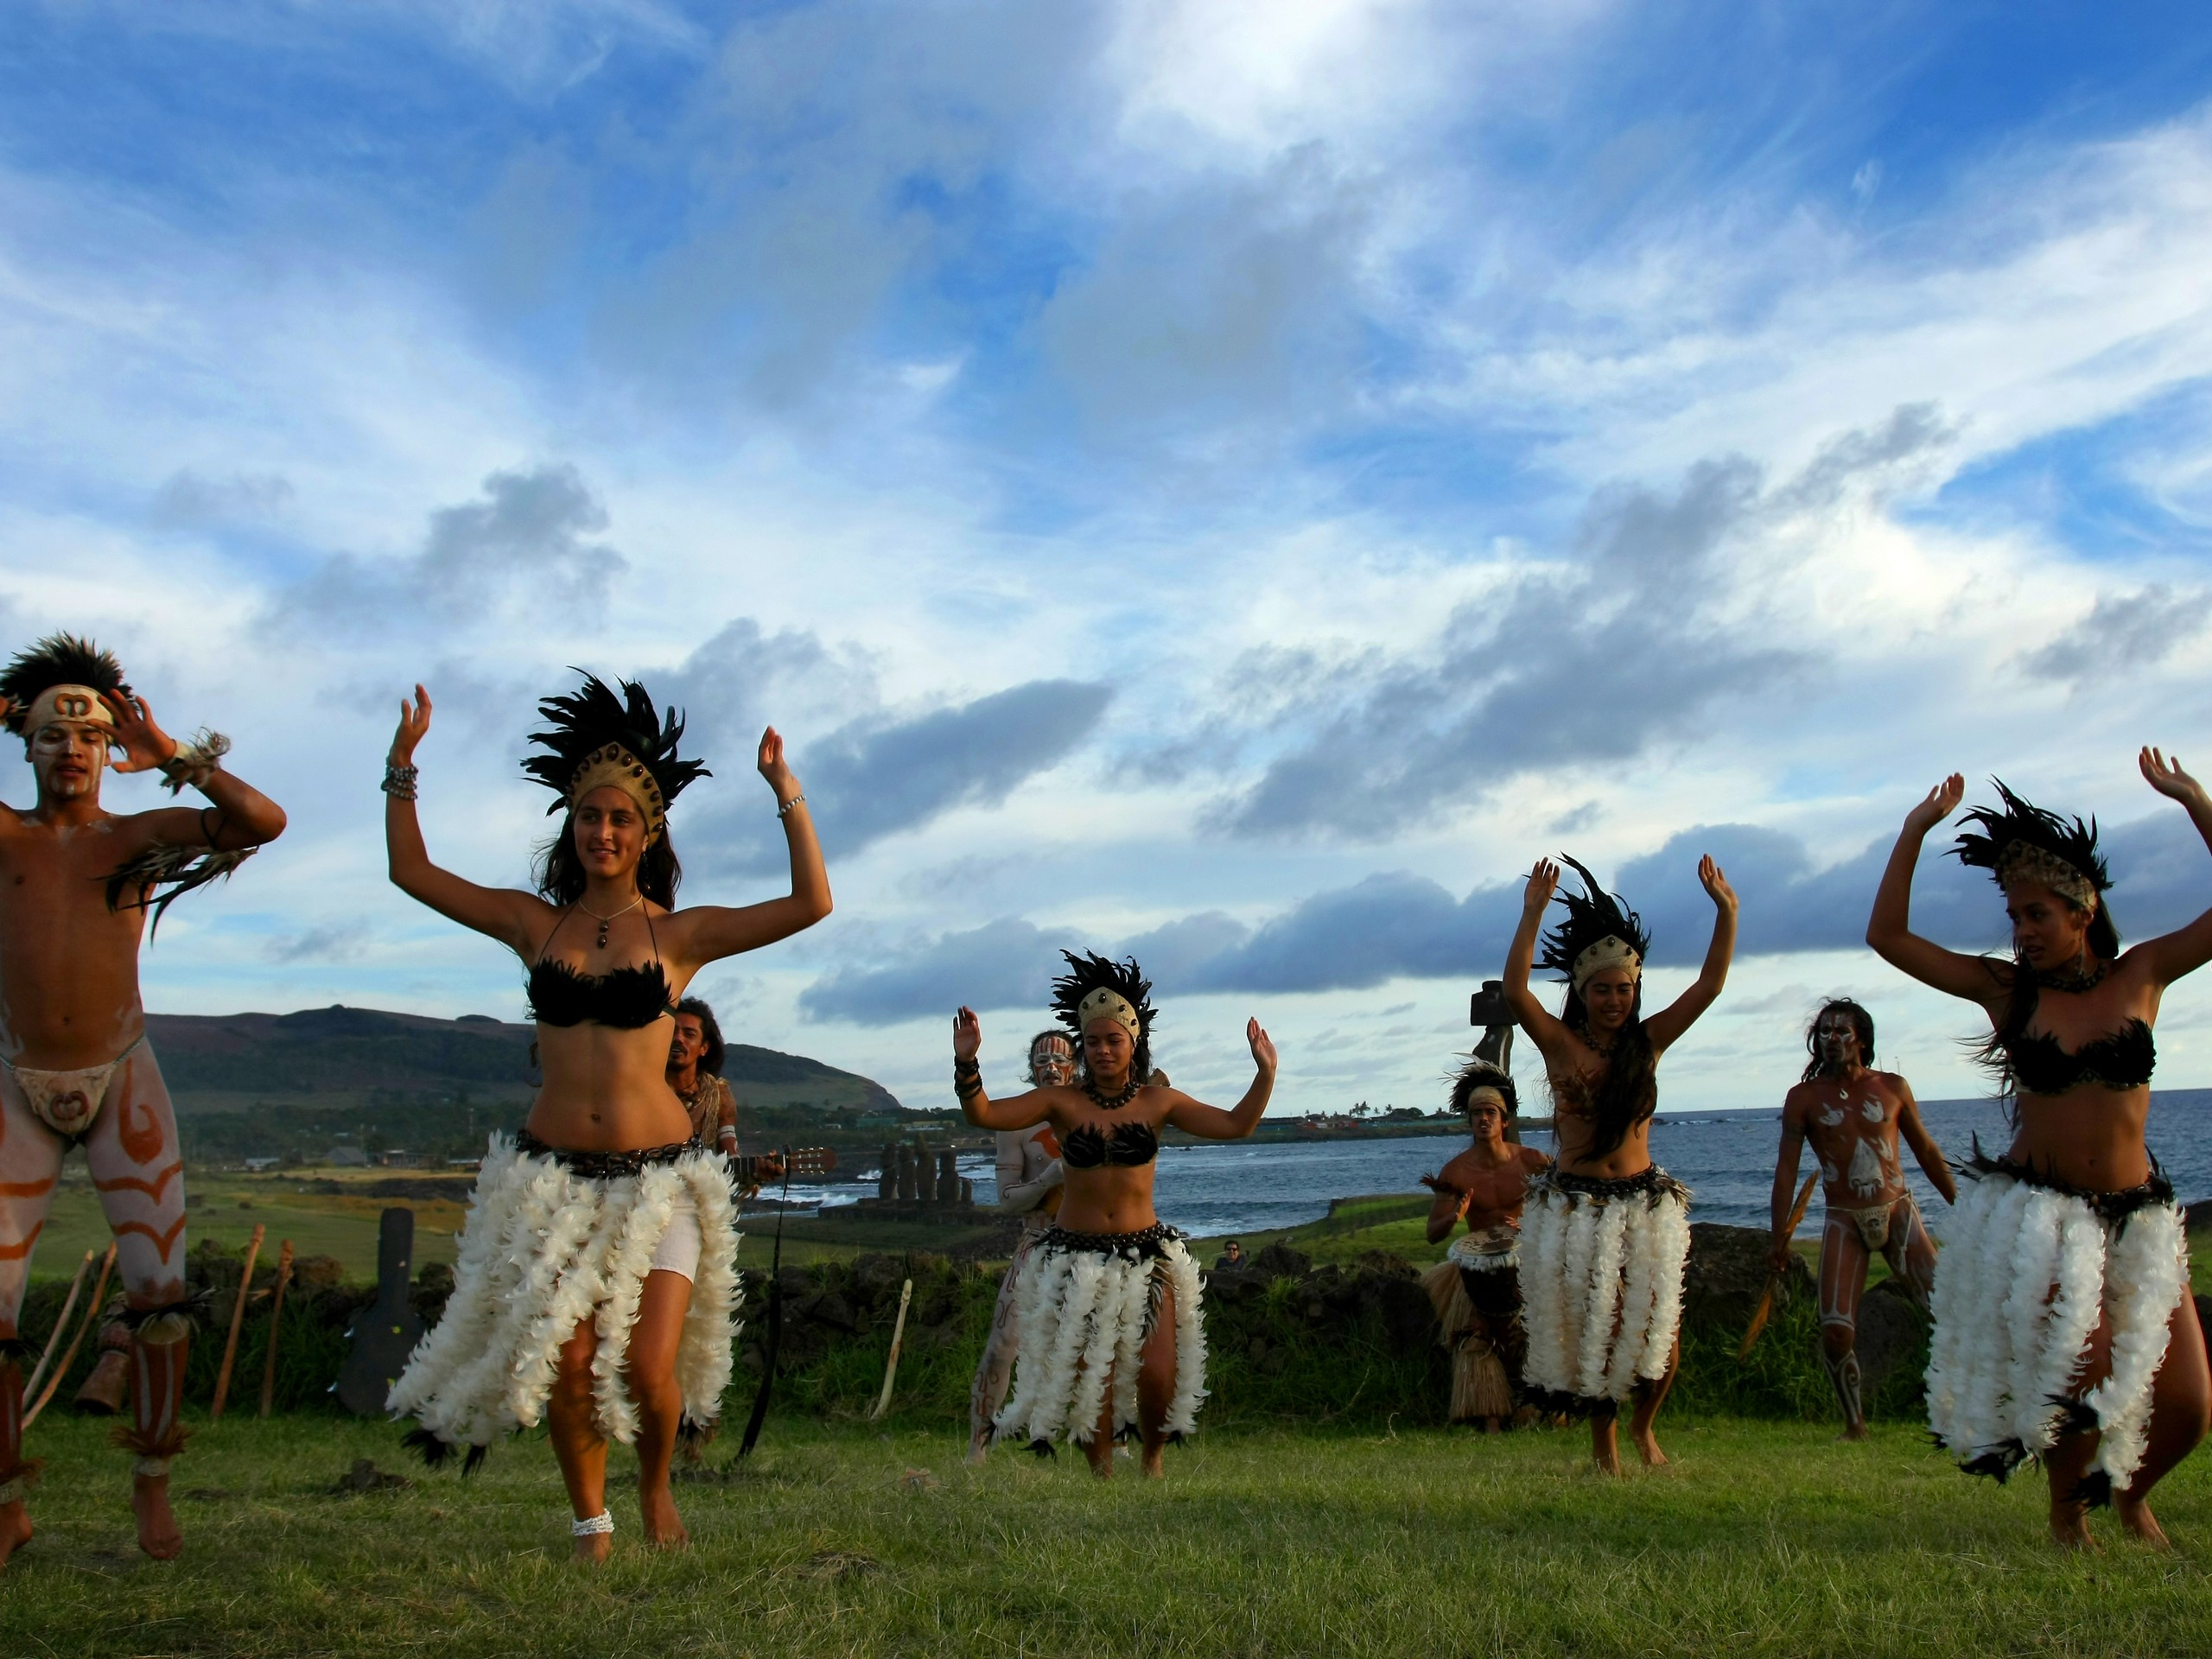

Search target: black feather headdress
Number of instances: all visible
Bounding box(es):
[1448,1054,1518,1120]
[521,672,709,842]
[0,633,130,737]
[1951,779,2107,908]
[1051,951,1157,1079]
[1537,856,1651,990]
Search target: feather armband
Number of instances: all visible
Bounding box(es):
[158,729,230,795]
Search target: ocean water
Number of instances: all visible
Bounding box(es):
[786,1090,2212,1242]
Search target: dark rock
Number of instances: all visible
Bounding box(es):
[1370,1274,1438,1350]
[1249,1242,1311,1282]
[411,1261,454,1325]
[1354,1251,1417,1281]
[851,1254,903,1300]
[2185,1200,2212,1237]
[1854,1277,1931,1394]
[775,1266,812,1298]
[1682,1222,1807,1337]
[794,1291,860,1335]
[293,1255,346,1291]
[330,1459,409,1494]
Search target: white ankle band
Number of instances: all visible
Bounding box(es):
[571,1510,613,1537]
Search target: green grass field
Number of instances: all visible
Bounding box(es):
[3,1414,2207,1656]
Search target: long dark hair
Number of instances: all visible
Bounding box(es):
[676,995,726,1077]
[1801,999,1876,1083]
[533,813,683,910]
[1560,981,1657,1160]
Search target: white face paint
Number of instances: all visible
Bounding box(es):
[1815,1012,1859,1068]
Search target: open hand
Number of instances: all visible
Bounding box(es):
[1522,858,1560,916]
[1247,1018,1276,1074]
[2140,747,2203,805]
[952,1006,982,1063]
[1698,855,1737,914]
[1904,773,1964,836]
[390,684,432,766]
[102,692,176,774]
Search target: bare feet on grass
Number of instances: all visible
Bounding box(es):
[1590,1421,1624,1477]
[0,1500,31,1569]
[573,1530,613,1566]
[2116,1496,2172,1550]
[134,1474,181,1560]
[640,1484,690,1551]
[1632,1428,1669,1469]
[1838,1424,1871,1443]
[1141,1445,1166,1479]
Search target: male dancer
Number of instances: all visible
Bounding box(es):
[665,996,780,1192]
[965,1029,1070,1463]
[1767,999,1955,1438]
[0,635,286,1564]
[1419,1058,1550,1430]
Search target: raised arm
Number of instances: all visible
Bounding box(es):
[1643,855,1738,1052]
[105,690,288,849]
[2128,747,2212,986]
[1164,1019,1278,1141]
[1502,860,1580,1067]
[951,1007,1052,1132]
[1768,1090,1808,1270]
[1866,774,2001,1006]
[382,685,544,953]
[666,727,833,966]
[1894,1078,1956,1205]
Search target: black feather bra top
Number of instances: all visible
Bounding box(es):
[2005,1020,2155,1096]
[1060,1119,1160,1169]
[526,958,677,1030]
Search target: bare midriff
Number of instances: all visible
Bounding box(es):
[1548,1071,1657,1179]
[2009,1086,2153,1192]
[0,811,150,1069]
[527,1019,695,1152]
[1042,1091,1169,1235]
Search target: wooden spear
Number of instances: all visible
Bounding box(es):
[257,1239,296,1420]
[22,1249,95,1403]
[1739,1173,1821,1359]
[25,1243,114,1427]
[210,1224,265,1422]
[866,1279,914,1422]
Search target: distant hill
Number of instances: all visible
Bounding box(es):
[143,1005,905,1162]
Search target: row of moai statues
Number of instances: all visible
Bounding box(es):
[876,1141,975,1207]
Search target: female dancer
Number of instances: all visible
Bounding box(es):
[1869,760,2211,1548]
[1502,854,1737,1473]
[382,675,830,1560]
[951,953,1275,1478]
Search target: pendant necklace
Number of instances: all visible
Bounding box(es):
[577,895,643,950]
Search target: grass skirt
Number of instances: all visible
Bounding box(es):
[993,1224,1206,1447]
[1518,1166,1691,1412]
[1925,1153,2185,1498]
[386,1134,742,1457]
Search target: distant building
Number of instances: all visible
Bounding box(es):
[328,1146,370,1167]
[241,1157,280,1173]
[447,1157,482,1172]
[377,1150,435,1170]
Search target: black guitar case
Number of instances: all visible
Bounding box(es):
[334,1207,426,1416]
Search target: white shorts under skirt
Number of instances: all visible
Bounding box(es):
[387,1133,741,1459]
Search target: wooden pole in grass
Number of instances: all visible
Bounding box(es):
[867,1279,913,1422]
[22,1249,95,1403]
[257,1239,295,1420]
[25,1243,114,1427]
[211,1224,266,1422]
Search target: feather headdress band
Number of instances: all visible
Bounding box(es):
[0,633,130,743]
[1448,1054,1519,1120]
[521,672,709,844]
[1951,779,2107,912]
[1051,951,1157,1077]
[1539,856,1651,996]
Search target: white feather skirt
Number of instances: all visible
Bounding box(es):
[386,1134,744,1453]
[1518,1167,1692,1408]
[993,1225,1207,1448]
[1926,1156,2186,1495]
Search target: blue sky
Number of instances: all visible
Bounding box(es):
[6,0,2212,1116]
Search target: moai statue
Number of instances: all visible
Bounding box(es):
[937,1150,961,1209]
[896,1144,919,1202]
[958,1176,975,1207]
[916,1141,939,1204]
[878,1144,899,1200]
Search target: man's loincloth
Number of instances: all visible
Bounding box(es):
[0,1038,144,1144]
